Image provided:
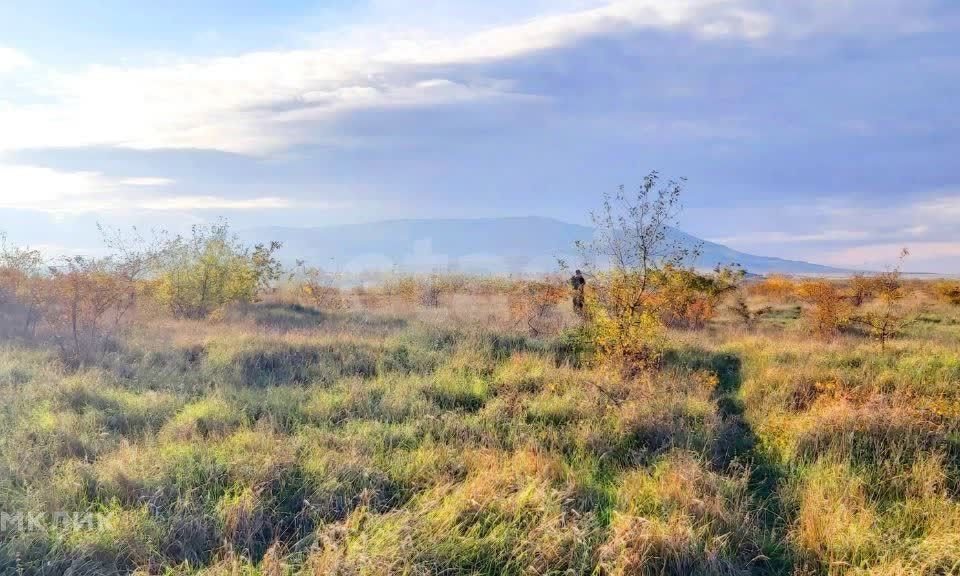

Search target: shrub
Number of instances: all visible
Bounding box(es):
[0,233,46,338]
[749,274,797,301]
[296,261,345,311]
[45,256,140,365]
[729,292,771,328]
[150,222,282,319]
[934,281,960,306]
[507,280,566,337]
[850,249,913,349]
[848,274,876,307]
[585,274,666,373]
[797,280,851,337]
[1,234,147,364]
[650,265,742,329]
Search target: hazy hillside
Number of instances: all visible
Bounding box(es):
[244,216,850,275]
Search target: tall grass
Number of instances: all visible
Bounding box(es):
[1,287,959,574]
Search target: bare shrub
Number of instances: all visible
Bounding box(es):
[729,292,771,328]
[0,233,46,338]
[851,249,914,349]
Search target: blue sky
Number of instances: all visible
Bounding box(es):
[0,0,958,271]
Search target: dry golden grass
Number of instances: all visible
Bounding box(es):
[1,277,959,575]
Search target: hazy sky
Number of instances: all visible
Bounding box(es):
[0,0,958,271]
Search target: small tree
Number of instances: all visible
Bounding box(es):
[848,274,876,307]
[729,293,772,328]
[851,249,913,349]
[575,171,699,372]
[797,279,851,338]
[46,255,139,365]
[650,264,743,329]
[151,222,282,319]
[1,229,155,363]
[0,233,46,337]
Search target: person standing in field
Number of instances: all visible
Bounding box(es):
[570,269,586,316]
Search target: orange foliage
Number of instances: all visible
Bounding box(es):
[797,279,851,337]
[508,280,567,336]
[749,274,797,301]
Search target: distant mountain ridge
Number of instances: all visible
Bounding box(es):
[242,216,851,275]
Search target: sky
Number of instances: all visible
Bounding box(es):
[0,0,958,272]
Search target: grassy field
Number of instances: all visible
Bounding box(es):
[1,284,960,575]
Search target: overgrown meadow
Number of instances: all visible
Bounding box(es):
[3,181,960,576]
[2,267,960,575]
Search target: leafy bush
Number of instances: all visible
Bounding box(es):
[585,272,666,372]
[934,281,960,306]
[797,279,851,337]
[749,274,797,301]
[150,222,282,319]
[0,233,46,338]
[650,265,742,329]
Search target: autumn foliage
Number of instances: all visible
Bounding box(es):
[507,280,566,337]
[150,223,282,319]
[748,274,797,301]
[0,224,283,365]
[934,281,960,306]
[796,279,851,337]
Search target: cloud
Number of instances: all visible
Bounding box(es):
[138,195,293,211]
[819,242,960,270]
[709,190,960,271]
[0,164,114,212]
[0,0,935,156]
[376,1,773,65]
[118,177,176,187]
[0,46,30,74]
[913,195,960,220]
[0,163,297,214]
[0,55,534,155]
[710,229,871,244]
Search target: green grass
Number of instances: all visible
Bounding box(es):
[1,295,959,575]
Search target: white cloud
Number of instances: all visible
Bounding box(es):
[0,46,30,74]
[139,195,293,211]
[0,0,879,157]
[0,163,296,214]
[0,53,536,155]
[819,242,960,269]
[119,177,176,187]
[0,1,941,156]
[710,190,960,271]
[377,1,774,65]
[0,164,114,212]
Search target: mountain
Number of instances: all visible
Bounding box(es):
[242,216,850,276]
